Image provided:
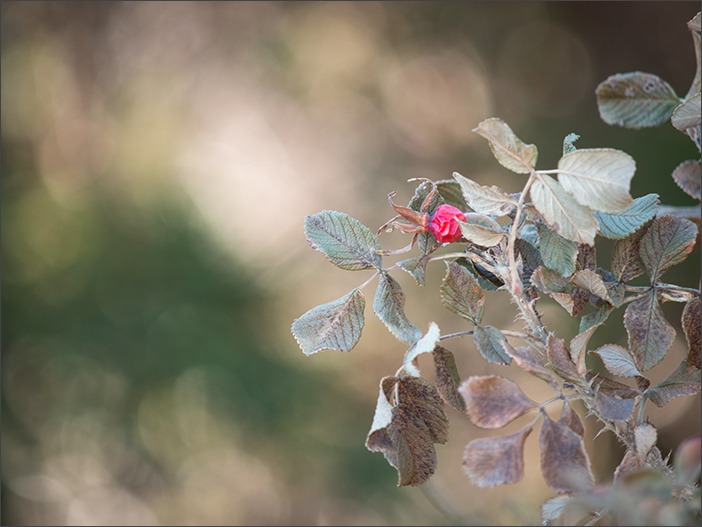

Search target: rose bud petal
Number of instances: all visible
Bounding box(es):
[429,204,466,243]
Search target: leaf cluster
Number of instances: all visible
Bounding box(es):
[292,12,701,526]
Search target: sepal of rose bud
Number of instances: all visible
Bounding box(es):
[429,204,466,243]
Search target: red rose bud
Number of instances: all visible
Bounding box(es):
[429,204,466,243]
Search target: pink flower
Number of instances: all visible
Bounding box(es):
[429,204,466,243]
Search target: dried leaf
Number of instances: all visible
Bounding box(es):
[452,172,517,216]
[304,211,381,270]
[560,401,585,438]
[639,215,698,281]
[590,344,642,378]
[408,180,443,214]
[672,160,701,200]
[647,361,701,407]
[592,377,637,420]
[624,289,676,371]
[458,220,506,247]
[611,224,650,282]
[634,423,658,461]
[595,194,659,240]
[614,450,641,480]
[576,243,597,271]
[366,376,449,487]
[571,269,612,303]
[570,311,609,375]
[403,323,441,377]
[473,118,538,174]
[292,289,365,355]
[459,375,536,429]
[546,334,578,380]
[558,148,635,213]
[433,346,465,412]
[540,415,595,493]
[366,376,400,453]
[373,272,422,345]
[506,345,560,388]
[537,222,578,277]
[682,297,701,368]
[671,92,701,132]
[531,174,598,245]
[473,326,512,365]
[463,428,532,487]
[440,261,484,324]
[596,72,681,129]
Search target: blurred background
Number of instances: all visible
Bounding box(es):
[2,1,700,525]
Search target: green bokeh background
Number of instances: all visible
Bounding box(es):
[2,2,699,525]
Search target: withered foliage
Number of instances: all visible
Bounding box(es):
[294,11,701,526]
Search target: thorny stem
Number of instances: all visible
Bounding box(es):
[636,393,648,424]
[502,171,551,344]
[508,171,537,294]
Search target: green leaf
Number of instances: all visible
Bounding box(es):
[531,266,569,294]
[539,415,594,494]
[672,160,701,200]
[397,225,441,286]
[562,133,580,155]
[590,345,642,378]
[557,149,635,213]
[671,92,701,132]
[596,72,681,129]
[373,272,422,345]
[624,289,676,371]
[459,375,536,429]
[436,179,468,210]
[537,223,578,277]
[304,211,381,270]
[515,237,543,288]
[463,428,532,487]
[473,326,512,365]
[611,224,651,282]
[409,180,444,214]
[292,289,366,355]
[639,215,698,282]
[403,322,441,377]
[433,346,465,412]
[453,172,517,216]
[595,194,659,240]
[440,261,484,324]
[531,175,598,245]
[473,118,538,174]
[647,361,701,407]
